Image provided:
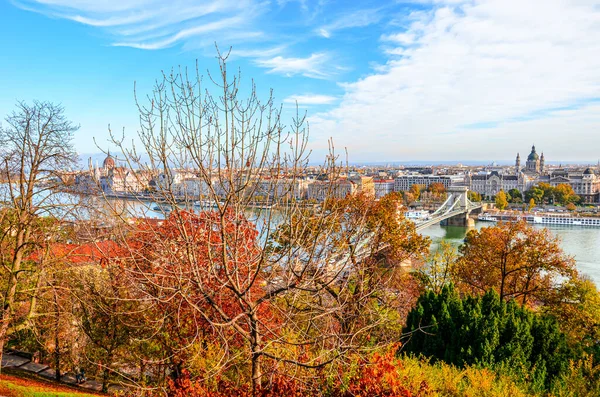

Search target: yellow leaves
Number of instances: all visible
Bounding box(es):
[455,221,576,306]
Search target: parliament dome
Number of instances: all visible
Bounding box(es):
[102,153,116,170]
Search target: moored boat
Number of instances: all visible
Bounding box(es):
[478,214,498,222]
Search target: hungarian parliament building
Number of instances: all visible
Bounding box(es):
[469,145,600,203]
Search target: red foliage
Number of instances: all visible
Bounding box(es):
[122,209,278,354]
[161,346,431,397]
[343,346,425,397]
[29,240,124,265]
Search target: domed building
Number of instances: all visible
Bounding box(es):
[469,145,600,203]
[522,145,544,174]
[102,152,116,171]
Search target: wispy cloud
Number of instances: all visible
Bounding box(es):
[12,0,345,79]
[310,0,600,161]
[284,94,338,105]
[113,16,244,50]
[255,53,332,79]
[317,8,383,38]
[13,0,265,50]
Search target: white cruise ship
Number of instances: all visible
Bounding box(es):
[528,213,600,227]
[478,212,600,227]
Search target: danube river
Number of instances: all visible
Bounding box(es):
[420,222,600,286]
[56,195,600,287]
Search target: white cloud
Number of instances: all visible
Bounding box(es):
[310,0,600,162]
[318,28,331,38]
[316,8,382,38]
[113,16,244,50]
[255,53,332,79]
[14,0,264,50]
[284,94,338,105]
[13,0,341,79]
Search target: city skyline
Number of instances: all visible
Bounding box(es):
[1,0,599,162]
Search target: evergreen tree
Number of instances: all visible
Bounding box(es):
[402,286,573,387]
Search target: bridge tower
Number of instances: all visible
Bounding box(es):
[440,186,476,227]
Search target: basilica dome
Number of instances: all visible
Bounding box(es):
[527,145,539,161]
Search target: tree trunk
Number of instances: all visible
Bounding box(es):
[54,292,61,381]
[250,313,262,396]
[102,367,110,393]
[0,231,25,371]
[54,345,61,381]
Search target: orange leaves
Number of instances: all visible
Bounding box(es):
[30,240,123,266]
[120,209,269,348]
[455,220,577,306]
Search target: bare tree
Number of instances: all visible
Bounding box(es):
[104,49,426,395]
[0,101,78,364]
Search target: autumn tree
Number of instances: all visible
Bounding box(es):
[102,50,431,395]
[554,183,580,206]
[402,191,416,205]
[75,262,141,392]
[0,101,78,363]
[541,275,600,357]
[417,241,458,294]
[495,190,509,210]
[308,192,430,344]
[409,184,421,201]
[427,182,446,196]
[467,191,482,202]
[528,198,536,212]
[29,261,80,381]
[538,183,556,204]
[454,221,576,306]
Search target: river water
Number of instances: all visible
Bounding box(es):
[109,198,600,286]
[17,190,598,287]
[420,222,600,287]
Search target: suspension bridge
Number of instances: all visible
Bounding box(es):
[413,186,482,231]
[326,186,482,275]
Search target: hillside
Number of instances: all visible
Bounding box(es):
[0,370,103,397]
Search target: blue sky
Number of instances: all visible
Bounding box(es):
[1,0,599,163]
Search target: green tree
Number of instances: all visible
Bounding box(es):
[508,188,523,203]
[495,190,509,210]
[403,286,573,388]
[538,183,556,204]
[525,187,544,205]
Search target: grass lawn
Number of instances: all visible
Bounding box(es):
[0,369,104,397]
